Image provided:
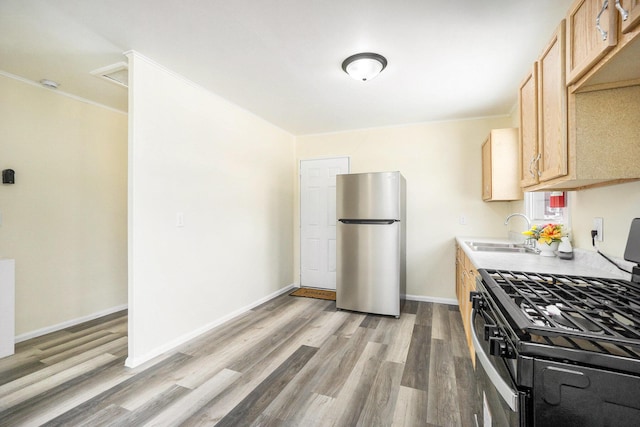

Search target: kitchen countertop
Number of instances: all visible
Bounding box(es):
[457,236,633,281]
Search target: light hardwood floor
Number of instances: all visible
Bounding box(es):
[0,294,480,426]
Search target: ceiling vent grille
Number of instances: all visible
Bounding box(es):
[90,62,128,88]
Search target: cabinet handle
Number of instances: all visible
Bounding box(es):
[531,153,541,178]
[615,0,629,20]
[596,0,610,41]
[528,155,536,178]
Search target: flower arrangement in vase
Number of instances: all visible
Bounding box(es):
[522,223,563,257]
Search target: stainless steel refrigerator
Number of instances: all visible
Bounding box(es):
[336,171,406,317]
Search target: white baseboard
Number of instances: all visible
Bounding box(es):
[405,294,458,306]
[15,304,129,343]
[15,287,452,364]
[125,284,296,368]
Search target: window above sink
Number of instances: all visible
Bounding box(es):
[526,191,572,232]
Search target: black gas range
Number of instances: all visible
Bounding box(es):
[470,219,640,426]
[472,270,640,426]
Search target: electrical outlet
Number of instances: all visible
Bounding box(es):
[593,217,603,242]
[459,215,467,225]
[176,212,185,227]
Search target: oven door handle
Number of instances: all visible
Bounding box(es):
[470,309,519,412]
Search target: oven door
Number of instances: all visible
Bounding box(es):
[471,308,523,426]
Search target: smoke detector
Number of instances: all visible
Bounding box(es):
[90,62,128,88]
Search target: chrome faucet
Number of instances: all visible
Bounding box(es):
[504,213,531,230]
[504,213,536,248]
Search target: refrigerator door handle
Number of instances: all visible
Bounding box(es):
[338,219,397,225]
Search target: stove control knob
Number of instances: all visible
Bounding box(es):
[470,291,485,310]
[489,336,510,358]
[484,324,499,341]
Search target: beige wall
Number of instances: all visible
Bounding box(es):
[570,181,640,256]
[126,52,295,366]
[509,182,640,257]
[296,117,514,300]
[0,75,128,336]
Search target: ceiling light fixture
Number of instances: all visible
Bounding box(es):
[341,52,387,81]
[39,79,59,89]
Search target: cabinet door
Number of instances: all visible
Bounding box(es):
[455,245,463,301]
[567,0,618,85]
[481,137,492,200]
[461,269,470,347]
[619,0,640,33]
[460,252,469,330]
[538,21,568,182]
[465,262,477,363]
[519,67,539,187]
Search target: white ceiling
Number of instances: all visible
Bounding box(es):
[0,0,573,135]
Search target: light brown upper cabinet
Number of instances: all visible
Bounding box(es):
[519,22,568,191]
[619,0,640,33]
[523,83,640,191]
[482,128,522,201]
[569,0,640,91]
[518,68,539,188]
[567,0,618,85]
[538,22,568,183]
[519,14,640,191]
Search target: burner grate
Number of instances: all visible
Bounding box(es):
[483,270,640,356]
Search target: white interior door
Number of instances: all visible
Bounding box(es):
[300,157,349,289]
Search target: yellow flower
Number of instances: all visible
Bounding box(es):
[522,223,563,245]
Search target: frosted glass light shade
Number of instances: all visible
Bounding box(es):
[342,53,387,81]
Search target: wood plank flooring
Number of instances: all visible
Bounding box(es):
[0,295,481,426]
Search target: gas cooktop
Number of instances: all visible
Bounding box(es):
[479,269,640,363]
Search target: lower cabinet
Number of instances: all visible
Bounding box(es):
[455,244,477,366]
